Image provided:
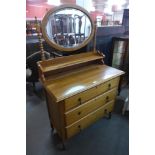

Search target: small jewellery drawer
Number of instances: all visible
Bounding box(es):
[66,100,115,138]
[64,77,120,111]
[65,88,117,126]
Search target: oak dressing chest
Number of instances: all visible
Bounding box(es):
[37,4,124,149]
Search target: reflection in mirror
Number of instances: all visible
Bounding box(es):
[45,8,92,48]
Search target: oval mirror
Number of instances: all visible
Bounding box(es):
[41,4,94,52]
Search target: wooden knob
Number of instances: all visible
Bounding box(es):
[106,96,109,102]
[78,98,82,104]
[78,125,81,131]
[108,83,111,88]
[78,111,81,115]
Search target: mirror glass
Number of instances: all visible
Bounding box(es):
[42,6,94,51]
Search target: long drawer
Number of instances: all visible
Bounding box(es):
[64,77,120,111]
[65,100,115,139]
[65,88,117,126]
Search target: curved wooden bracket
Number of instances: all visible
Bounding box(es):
[96,50,105,64]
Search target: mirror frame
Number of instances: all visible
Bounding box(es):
[41,4,95,52]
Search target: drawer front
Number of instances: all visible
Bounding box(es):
[64,77,120,111]
[96,77,119,97]
[66,100,115,138]
[65,88,117,126]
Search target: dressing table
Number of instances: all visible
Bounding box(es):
[37,4,124,149]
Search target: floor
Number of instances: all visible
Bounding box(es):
[26,82,129,155]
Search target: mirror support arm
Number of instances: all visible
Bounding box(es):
[35,16,45,61]
[93,23,97,53]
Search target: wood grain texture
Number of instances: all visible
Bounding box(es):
[64,77,119,111]
[37,52,105,83]
[37,50,124,141]
[65,88,117,126]
[38,52,104,73]
[46,93,65,138]
[46,65,124,102]
[66,100,115,138]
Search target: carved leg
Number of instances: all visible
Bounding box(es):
[104,109,112,119]
[50,122,54,132]
[108,112,112,119]
[57,138,66,151]
[32,82,35,89]
[118,76,123,95]
[61,141,66,150]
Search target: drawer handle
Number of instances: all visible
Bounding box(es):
[78,98,82,105]
[106,96,109,102]
[78,111,81,115]
[78,125,82,131]
[108,83,111,89]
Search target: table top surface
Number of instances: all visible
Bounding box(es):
[45,64,124,102]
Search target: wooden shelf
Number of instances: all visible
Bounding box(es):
[38,52,104,74]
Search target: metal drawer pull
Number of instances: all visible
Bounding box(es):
[78,98,82,105]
